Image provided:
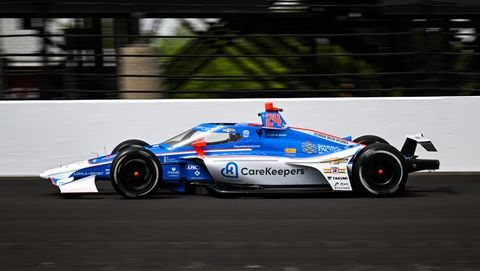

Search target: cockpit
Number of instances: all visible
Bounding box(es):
[162,124,245,149]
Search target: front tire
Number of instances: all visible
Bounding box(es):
[351,143,407,196]
[110,146,162,198]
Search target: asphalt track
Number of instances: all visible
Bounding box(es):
[0,173,479,271]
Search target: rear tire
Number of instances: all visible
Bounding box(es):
[111,139,149,154]
[351,143,407,196]
[354,135,389,145]
[110,146,162,198]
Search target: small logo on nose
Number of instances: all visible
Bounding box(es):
[221,162,239,178]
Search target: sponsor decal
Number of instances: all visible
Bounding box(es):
[234,144,260,148]
[327,176,348,181]
[196,125,215,132]
[284,148,297,154]
[167,166,180,177]
[89,155,114,164]
[333,181,351,190]
[185,164,200,170]
[313,132,350,145]
[164,156,179,163]
[323,158,349,165]
[221,162,239,178]
[242,130,250,138]
[74,171,103,177]
[240,167,305,177]
[186,165,207,180]
[223,128,236,133]
[266,131,287,137]
[323,167,346,174]
[221,162,306,178]
[317,144,342,153]
[302,141,318,154]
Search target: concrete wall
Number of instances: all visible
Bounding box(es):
[0,97,477,176]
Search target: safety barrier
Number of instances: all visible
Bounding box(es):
[0,96,476,175]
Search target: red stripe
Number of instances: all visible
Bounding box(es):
[290,126,358,144]
[157,148,252,156]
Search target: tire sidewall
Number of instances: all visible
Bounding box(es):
[110,147,162,198]
[111,139,149,154]
[352,143,407,196]
[354,135,389,145]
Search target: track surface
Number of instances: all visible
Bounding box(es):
[0,174,479,270]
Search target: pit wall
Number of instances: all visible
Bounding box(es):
[0,97,476,176]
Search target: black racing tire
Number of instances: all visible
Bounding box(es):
[354,135,389,145]
[110,146,162,199]
[111,139,149,154]
[351,143,407,196]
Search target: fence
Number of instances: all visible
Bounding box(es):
[1,1,480,99]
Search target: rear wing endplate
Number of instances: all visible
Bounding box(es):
[401,133,437,157]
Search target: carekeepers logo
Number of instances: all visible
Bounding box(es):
[221,162,239,178]
[221,161,306,178]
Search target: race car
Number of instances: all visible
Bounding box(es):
[40,102,439,198]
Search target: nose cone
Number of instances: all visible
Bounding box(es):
[39,160,91,181]
[39,170,51,179]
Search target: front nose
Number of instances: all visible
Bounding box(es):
[39,171,50,179]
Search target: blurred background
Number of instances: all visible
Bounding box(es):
[1,0,480,100]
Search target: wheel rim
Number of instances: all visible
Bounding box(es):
[119,159,152,191]
[360,151,403,192]
[114,154,159,196]
[367,154,396,185]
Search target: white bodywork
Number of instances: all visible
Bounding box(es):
[40,160,101,193]
[204,145,364,191]
[58,175,98,193]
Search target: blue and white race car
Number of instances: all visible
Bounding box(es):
[40,102,439,198]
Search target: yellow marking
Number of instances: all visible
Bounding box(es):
[284,148,297,153]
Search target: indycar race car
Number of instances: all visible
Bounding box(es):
[40,102,439,198]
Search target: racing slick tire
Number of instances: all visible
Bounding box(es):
[111,139,149,154]
[354,135,389,145]
[351,143,407,196]
[110,146,162,198]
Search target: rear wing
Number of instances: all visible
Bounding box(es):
[401,133,439,172]
[401,133,437,157]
